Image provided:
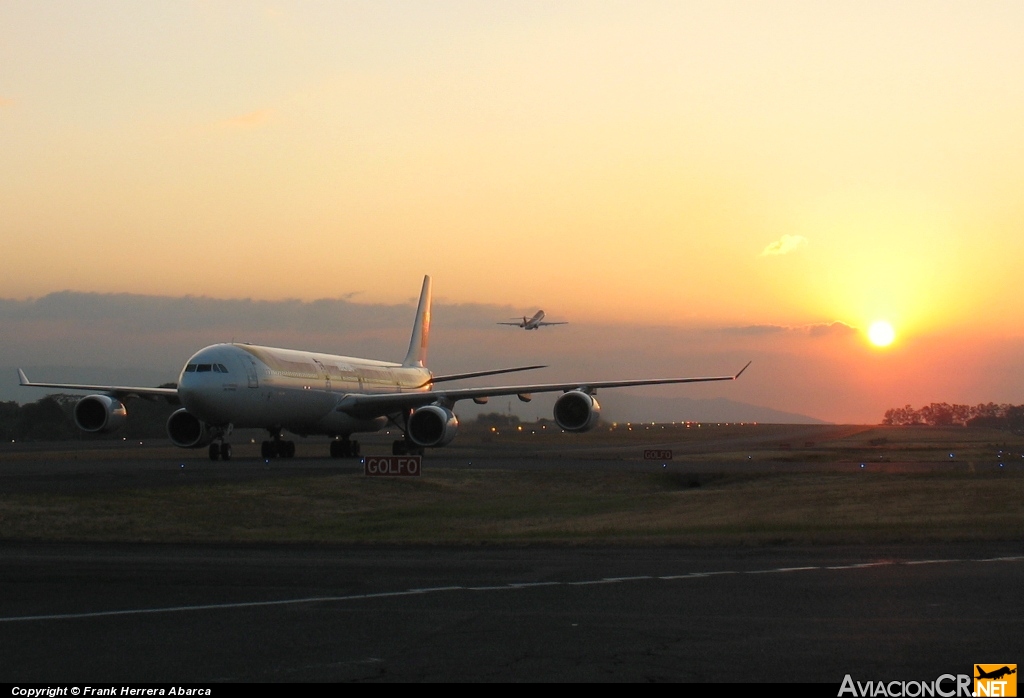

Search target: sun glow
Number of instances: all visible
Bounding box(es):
[868,321,896,347]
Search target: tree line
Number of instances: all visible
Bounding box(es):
[882,402,1024,430]
[0,395,177,442]
[9,397,1024,441]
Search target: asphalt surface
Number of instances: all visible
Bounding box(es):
[0,542,1021,683]
[0,442,1021,683]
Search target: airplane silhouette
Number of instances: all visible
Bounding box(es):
[497,310,567,330]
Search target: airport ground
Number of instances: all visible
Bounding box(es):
[0,423,1021,682]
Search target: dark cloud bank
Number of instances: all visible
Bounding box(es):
[1,291,823,422]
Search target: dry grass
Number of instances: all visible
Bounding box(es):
[1,467,1021,545]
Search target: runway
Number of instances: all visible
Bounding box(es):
[1,442,1021,682]
[1,542,1021,682]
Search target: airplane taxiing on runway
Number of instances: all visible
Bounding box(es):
[19,276,750,461]
[498,310,568,330]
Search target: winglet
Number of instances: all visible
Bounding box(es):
[733,361,752,379]
[402,275,432,368]
[18,369,30,386]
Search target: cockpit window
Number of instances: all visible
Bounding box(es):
[186,362,228,373]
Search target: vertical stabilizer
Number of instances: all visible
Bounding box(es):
[403,275,431,367]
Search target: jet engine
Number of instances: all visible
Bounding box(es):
[407,405,459,448]
[553,391,601,432]
[166,408,217,449]
[74,395,127,433]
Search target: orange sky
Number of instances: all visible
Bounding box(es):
[3,2,1024,422]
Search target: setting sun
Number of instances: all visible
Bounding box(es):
[868,321,896,347]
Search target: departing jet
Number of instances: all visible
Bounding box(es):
[498,310,567,330]
[19,276,749,461]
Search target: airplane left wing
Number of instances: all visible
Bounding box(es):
[18,369,179,400]
[336,362,751,419]
[417,365,546,388]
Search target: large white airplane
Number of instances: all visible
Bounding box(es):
[498,310,568,330]
[18,276,749,461]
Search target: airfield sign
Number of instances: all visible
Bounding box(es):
[364,455,422,477]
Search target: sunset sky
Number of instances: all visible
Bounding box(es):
[3,2,1024,423]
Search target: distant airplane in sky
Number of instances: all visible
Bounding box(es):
[498,310,568,330]
[19,276,749,461]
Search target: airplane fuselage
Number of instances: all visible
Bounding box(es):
[524,311,545,329]
[179,343,431,436]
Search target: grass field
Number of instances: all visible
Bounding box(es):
[1,424,1022,545]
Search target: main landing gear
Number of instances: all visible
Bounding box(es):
[391,439,424,456]
[329,438,361,459]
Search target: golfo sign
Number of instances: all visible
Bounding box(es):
[364,455,422,477]
[644,449,673,460]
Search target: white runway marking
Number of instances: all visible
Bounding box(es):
[1,555,1020,624]
[659,571,738,580]
[746,566,820,574]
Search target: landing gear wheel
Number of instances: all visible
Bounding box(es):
[261,437,296,459]
[220,442,232,461]
[209,443,220,461]
[330,438,361,458]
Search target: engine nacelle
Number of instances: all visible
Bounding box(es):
[407,405,459,448]
[166,408,217,449]
[74,395,127,433]
[553,391,601,432]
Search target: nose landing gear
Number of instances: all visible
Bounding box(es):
[261,431,296,459]
[329,438,360,458]
[208,441,232,461]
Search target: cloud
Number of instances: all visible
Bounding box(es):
[807,321,857,337]
[760,234,808,257]
[721,321,856,337]
[721,325,789,336]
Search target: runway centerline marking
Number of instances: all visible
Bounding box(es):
[1,555,1019,624]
